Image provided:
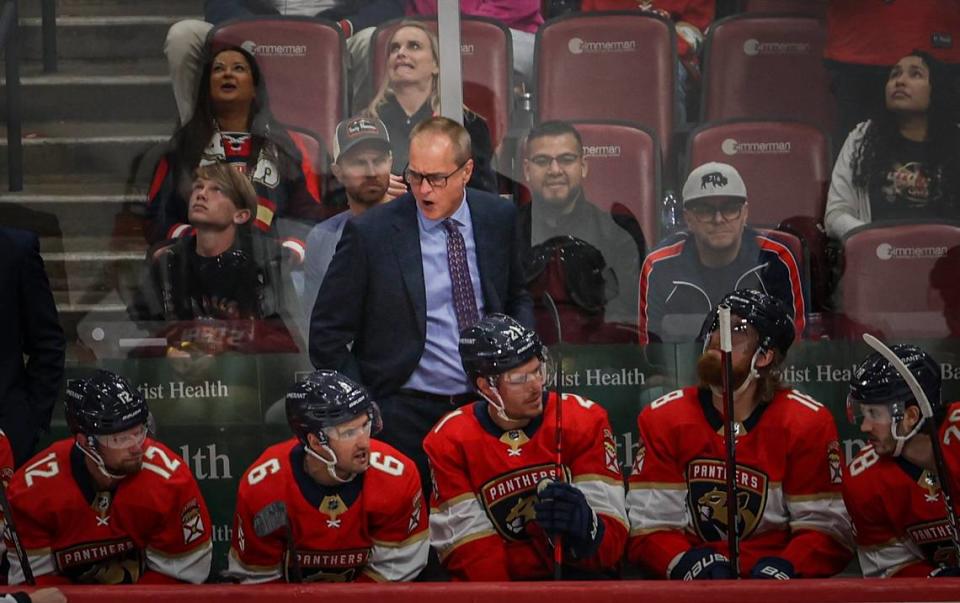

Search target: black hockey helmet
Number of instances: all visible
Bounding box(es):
[65,370,150,436]
[698,289,795,356]
[286,370,382,445]
[524,235,618,314]
[459,314,545,381]
[847,344,942,421]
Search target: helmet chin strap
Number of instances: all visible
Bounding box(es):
[890,415,925,457]
[480,380,528,425]
[709,348,762,399]
[77,438,127,481]
[304,442,355,484]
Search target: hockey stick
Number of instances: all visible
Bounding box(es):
[542,292,564,580]
[0,478,34,585]
[253,501,302,583]
[863,334,960,564]
[718,304,740,576]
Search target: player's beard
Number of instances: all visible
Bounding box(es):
[696,350,751,390]
[106,457,144,477]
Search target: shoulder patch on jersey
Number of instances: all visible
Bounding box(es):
[181,498,206,545]
[827,440,843,485]
[603,428,620,474]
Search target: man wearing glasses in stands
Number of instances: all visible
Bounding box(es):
[638,162,805,345]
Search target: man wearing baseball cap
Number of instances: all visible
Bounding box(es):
[638,162,806,344]
[303,116,405,313]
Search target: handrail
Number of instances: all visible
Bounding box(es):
[42,0,57,73]
[0,0,23,191]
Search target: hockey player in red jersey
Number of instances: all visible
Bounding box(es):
[424,314,628,580]
[4,370,212,585]
[627,289,852,580]
[842,344,960,577]
[228,370,428,583]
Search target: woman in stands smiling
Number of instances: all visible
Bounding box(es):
[145,45,324,260]
[825,50,960,240]
[364,21,497,192]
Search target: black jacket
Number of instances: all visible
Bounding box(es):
[204,0,405,31]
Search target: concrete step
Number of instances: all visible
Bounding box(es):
[19,16,192,61]
[17,57,169,77]
[21,0,201,18]
[0,72,176,122]
[46,248,145,294]
[0,131,167,180]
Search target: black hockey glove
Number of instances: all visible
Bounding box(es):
[534,481,605,559]
[670,548,736,580]
[929,565,960,577]
[750,556,795,580]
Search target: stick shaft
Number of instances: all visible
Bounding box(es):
[718,305,740,575]
[0,479,34,585]
[543,293,564,580]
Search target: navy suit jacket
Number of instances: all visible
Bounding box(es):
[0,228,65,466]
[309,189,533,398]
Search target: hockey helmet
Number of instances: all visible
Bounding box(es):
[65,370,150,436]
[698,289,795,356]
[847,344,942,423]
[286,370,382,446]
[459,314,545,381]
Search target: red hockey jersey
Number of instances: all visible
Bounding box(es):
[5,438,212,585]
[0,430,15,571]
[842,401,960,577]
[626,387,852,578]
[423,392,628,581]
[227,438,428,583]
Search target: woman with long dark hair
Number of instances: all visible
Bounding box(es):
[365,21,497,192]
[146,45,324,259]
[825,51,960,239]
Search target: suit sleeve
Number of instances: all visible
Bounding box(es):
[139,448,213,584]
[361,458,429,582]
[842,454,931,578]
[308,218,366,379]
[779,399,853,577]
[12,233,64,467]
[502,203,535,329]
[564,395,628,572]
[424,412,511,581]
[626,395,697,578]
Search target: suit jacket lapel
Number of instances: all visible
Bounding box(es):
[467,192,501,312]
[392,197,427,337]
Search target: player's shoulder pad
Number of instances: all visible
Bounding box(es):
[559,392,607,420]
[366,439,420,485]
[8,439,73,499]
[238,439,297,493]
[136,439,196,485]
[430,407,467,436]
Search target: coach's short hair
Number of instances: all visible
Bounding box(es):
[193,162,257,214]
[410,116,473,165]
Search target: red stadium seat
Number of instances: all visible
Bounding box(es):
[741,0,827,18]
[687,119,830,309]
[209,17,348,152]
[700,15,835,133]
[838,222,960,339]
[534,12,676,160]
[370,17,513,151]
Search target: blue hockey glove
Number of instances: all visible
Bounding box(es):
[750,556,795,580]
[929,565,960,577]
[534,480,604,559]
[670,548,736,580]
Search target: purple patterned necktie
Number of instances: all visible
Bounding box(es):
[442,218,480,331]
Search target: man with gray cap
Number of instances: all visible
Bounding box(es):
[303,116,404,313]
[638,162,805,344]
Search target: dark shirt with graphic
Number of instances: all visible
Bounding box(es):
[871,137,949,222]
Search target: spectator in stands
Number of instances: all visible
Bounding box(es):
[825,0,960,151]
[406,0,543,84]
[518,120,643,330]
[825,51,960,240]
[146,46,323,261]
[580,0,712,120]
[638,162,805,344]
[364,21,497,193]
[0,227,65,468]
[303,116,402,314]
[165,1,404,121]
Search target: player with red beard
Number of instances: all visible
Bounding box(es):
[626,289,853,579]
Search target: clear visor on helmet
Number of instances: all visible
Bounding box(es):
[95,423,148,450]
[701,317,754,353]
[499,349,552,386]
[321,402,383,442]
[845,394,906,425]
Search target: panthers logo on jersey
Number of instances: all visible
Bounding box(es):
[686,459,768,542]
[479,464,564,542]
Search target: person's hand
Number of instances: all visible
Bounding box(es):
[534,480,604,559]
[750,556,795,580]
[669,547,736,580]
[385,173,408,201]
[28,588,67,603]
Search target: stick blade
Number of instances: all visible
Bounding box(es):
[862,333,935,418]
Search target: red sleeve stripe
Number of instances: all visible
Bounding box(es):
[147,156,170,205]
[757,235,806,337]
[282,238,306,264]
[637,240,685,345]
[167,223,194,239]
[290,131,323,204]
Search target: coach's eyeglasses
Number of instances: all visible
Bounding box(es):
[404,160,469,189]
[527,153,581,168]
[686,199,746,223]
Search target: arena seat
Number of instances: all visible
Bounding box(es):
[700,15,834,133]
[838,221,960,339]
[534,12,676,161]
[741,0,828,18]
[755,227,809,331]
[687,119,830,309]
[209,17,348,152]
[370,17,513,151]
